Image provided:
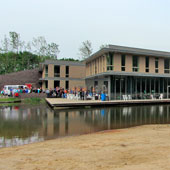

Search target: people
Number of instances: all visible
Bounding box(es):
[1,84,100,101]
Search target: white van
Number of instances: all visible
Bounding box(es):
[3,85,27,95]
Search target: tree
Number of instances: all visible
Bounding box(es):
[1,35,10,53]
[32,36,48,57]
[9,32,21,53]
[79,40,93,60]
[0,31,60,74]
[100,44,109,49]
[47,42,59,59]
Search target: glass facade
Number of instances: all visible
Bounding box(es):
[110,76,170,100]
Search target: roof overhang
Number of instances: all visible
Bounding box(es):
[85,45,170,63]
[85,71,170,79]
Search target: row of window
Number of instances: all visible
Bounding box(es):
[45,80,69,89]
[106,53,166,73]
[45,65,69,77]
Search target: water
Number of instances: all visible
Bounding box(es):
[0,104,170,148]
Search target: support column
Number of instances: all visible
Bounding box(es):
[140,78,142,95]
[108,76,111,100]
[150,79,151,94]
[130,77,132,96]
[158,78,160,93]
[125,77,127,95]
[120,78,122,100]
[163,78,164,95]
[114,78,116,100]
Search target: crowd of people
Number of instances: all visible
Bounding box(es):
[46,87,90,100]
[1,85,107,100]
[1,87,43,97]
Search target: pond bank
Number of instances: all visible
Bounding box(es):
[0,125,170,170]
[0,97,45,105]
[0,97,21,104]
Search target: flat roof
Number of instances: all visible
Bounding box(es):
[85,45,170,62]
[41,60,85,66]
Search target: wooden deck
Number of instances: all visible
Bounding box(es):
[46,98,170,108]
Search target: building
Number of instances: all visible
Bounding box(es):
[85,45,170,100]
[39,60,85,90]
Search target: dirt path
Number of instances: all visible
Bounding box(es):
[1,125,170,170]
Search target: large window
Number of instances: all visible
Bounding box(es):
[145,56,149,72]
[45,81,48,89]
[132,56,139,72]
[121,55,126,71]
[66,66,69,77]
[155,58,159,73]
[95,60,97,74]
[54,81,60,88]
[164,59,170,73]
[65,81,69,89]
[54,65,60,77]
[45,65,48,77]
[94,81,98,87]
[107,52,114,71]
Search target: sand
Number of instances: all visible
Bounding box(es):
[1,125,170,170]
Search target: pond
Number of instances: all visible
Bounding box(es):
[0,104,170,148]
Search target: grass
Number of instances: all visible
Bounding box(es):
[23,98,46,105]
[0,97,21,103]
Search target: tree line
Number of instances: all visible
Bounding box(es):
[0,31,108,75]
[0,31,60,74]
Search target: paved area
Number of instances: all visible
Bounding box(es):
[46,98,170,108]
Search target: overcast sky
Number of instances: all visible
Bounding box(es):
[0,0,170,59]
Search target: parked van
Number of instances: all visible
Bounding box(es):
[3,85,27,95]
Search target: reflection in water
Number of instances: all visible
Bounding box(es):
[0,104,170,148]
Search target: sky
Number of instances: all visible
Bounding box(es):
[0,0,170,59]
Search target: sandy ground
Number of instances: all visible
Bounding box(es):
[1,125,170,170]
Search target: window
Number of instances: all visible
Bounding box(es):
[95,60,97,74]
[121,55,126,71]
[164,59,170,73]
[132,56,139,72]
[145,56,149,72]
[65,81,69,89]
[54,65,60,77]
[107,52,114,71]
[45,65,48,77]
[66,66,69,77]
[94,81,98,87]
[54,81,60,88]
[45,81,48,89]
[155,58,159,73]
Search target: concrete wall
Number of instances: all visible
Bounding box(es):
[48,64,54,77]
[139,56,145,73]
[149,56,155,73]
[69,80,85,89]
[159,58,164,74]
[41,63,86,90]
[69,66,85,78]
[114,53,121,72]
